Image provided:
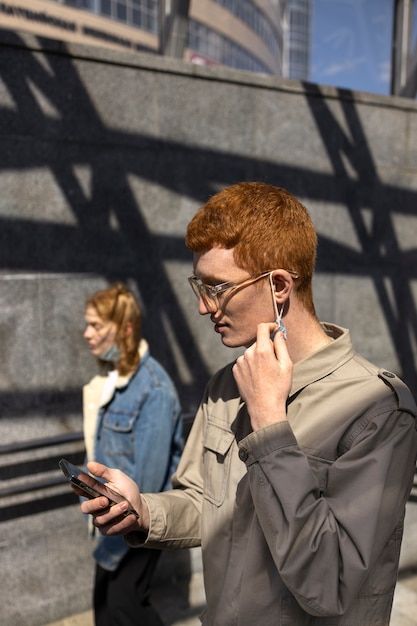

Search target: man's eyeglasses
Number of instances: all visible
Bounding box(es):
[188,271,273,313]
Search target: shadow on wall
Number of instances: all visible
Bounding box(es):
[0,30,416,411]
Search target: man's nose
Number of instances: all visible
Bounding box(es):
[198,297,215,315]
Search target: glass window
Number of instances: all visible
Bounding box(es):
[187,18,270,74]
[100,0,112,16]
[212,0,283,59]
[132,8,142,26]
[117,2,127,21]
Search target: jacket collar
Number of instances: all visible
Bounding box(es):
[290,324,354,397]
[99,338,149,407]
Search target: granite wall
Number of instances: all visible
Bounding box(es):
[0,28,416,625]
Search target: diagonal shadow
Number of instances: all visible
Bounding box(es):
[0,31,416,413]
[304,82,417,390]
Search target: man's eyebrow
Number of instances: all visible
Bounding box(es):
[196,273,228,284]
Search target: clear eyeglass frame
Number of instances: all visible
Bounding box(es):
[188,270,274,312]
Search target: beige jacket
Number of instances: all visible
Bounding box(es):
[130,324,417,625]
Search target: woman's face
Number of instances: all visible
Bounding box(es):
[83,305,118,358]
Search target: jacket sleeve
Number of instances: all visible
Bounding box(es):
[132,383,181,494]
[239,405,417,616]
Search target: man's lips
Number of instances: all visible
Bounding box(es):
[211,315,228,333]
[213,322,228,333]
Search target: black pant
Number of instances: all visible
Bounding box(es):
[94,548,165,626]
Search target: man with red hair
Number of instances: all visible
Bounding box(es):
[80,183,417,626]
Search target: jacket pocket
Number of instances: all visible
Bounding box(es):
[101,409,136,456]
[203,420,235,506]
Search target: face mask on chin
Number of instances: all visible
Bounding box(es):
[99,343,120,363]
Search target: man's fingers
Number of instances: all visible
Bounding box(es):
[256,322,288,358]
[80,495,112,515]
[257,322,280,345]
[91,505,139,536]
[86,461,110,481]
[272,327,291,359]
[96,513,138,536]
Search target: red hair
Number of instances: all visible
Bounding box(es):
[185,182,317,316]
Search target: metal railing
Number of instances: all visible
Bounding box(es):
[0,414,195,522]
[0,430,86,521]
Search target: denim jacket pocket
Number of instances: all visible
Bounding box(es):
[203,420,235,506]
[101,408,136,456]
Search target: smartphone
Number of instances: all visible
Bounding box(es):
[59,458,139,518]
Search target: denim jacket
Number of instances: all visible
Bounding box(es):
[83,339,183,571]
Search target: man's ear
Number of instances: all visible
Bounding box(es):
[270,270,293,303]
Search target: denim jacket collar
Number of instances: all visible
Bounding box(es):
[99,339,149,407]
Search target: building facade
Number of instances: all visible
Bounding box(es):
[0,0,310,78]
[285,0,311,79]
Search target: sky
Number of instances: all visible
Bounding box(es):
[310,0,417,95]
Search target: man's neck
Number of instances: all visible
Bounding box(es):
[285,309,332,364]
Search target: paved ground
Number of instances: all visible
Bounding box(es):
[391,573,417,626]
[44,570,417,626]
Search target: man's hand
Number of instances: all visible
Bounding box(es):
[80,461,150,536]
[232,323,293,431]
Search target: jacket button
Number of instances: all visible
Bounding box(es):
[239,449,248,462]
[383,371,395,378]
